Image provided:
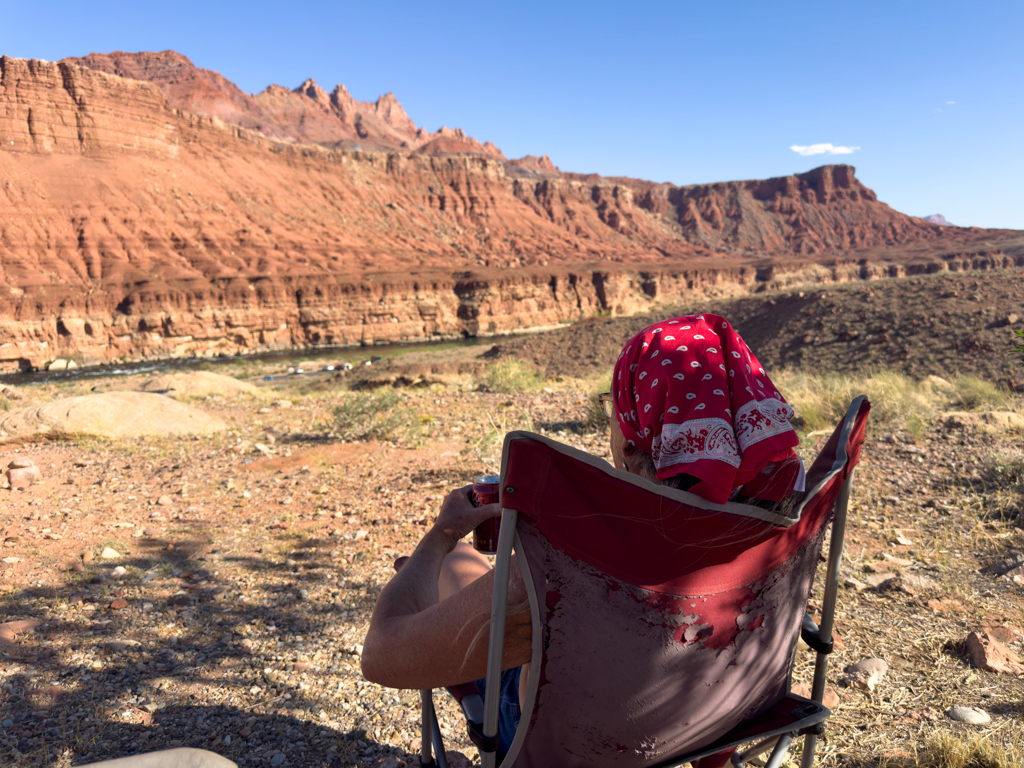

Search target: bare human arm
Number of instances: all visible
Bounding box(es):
[361,486,532,690]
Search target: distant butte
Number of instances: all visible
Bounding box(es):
[64,50,504,157]
[922,214,955,226]
[0,52,1021,371]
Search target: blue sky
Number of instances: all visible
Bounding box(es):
[2,0,1022,228]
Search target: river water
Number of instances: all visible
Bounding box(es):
[0,336,494,387]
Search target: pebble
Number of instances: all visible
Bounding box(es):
[143,527,161,536]
[82,549,94,563]
[270,753,287,766]
[946,705,991,724]
[157,495,174,506]
[110,598,129,610]
[7,458,35,469]
[111,566,128,578]
[2,719,12,728]
[100,547,121,560]
[2,556,20,564]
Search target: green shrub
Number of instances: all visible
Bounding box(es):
[482,360,544,394]
[332,389,416,442]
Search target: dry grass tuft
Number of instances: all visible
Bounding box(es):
[776,371,1023,438]
[887,731,1024,768]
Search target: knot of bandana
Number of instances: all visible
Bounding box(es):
[612,314,799,504]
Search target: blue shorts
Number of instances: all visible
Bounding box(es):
[448,667,522,756]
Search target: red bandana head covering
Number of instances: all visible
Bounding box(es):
[612,314,799,504]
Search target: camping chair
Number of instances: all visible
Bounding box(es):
[420,396,870,768]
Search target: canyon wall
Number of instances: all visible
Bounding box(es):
[0,55,1022,371]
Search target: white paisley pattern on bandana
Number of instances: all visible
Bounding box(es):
[652,418,742,469]
[734,398,795,452]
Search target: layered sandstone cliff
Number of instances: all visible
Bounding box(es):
[0,54,1021,371]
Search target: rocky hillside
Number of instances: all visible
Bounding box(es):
[0,53,1021,371]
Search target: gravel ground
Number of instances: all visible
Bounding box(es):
[0,372,1021,766]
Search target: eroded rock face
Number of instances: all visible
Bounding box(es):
[0,54,1021,371]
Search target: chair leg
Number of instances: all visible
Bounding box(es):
[420,689,450,768]
[762,733,794,768]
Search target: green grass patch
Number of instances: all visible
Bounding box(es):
[481,360,545,394]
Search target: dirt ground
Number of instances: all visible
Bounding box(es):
[0,269,1023,767]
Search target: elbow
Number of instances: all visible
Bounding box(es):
[360,647,384,685]
[360,638,396,687]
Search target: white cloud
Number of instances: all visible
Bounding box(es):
[946,100,956,105]
[790,143,861,157]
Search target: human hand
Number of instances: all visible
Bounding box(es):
[431,485,501,549]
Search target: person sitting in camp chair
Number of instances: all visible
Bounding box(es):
[361,313,807,756]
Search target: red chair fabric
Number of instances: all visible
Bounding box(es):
[494,398,870,767]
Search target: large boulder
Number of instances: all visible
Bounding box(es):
[137,371,260,399]
[0,392,227,443]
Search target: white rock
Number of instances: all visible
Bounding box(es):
[99,547,121,560]
[111,566,128,578]
[946,705,991,724]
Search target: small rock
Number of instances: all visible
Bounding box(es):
[239,726,253,737]
[902,707,939,723]
[7,465,42,489]
[82,549,94,563]
[110,598,128,610]
[2,556,20,564]
[70,562,85,573]
[863,572,895,588]
[874,572,938,595]
[271,753,287,766]
[842,658,889,691]
[844,578,868,592]
[966,631,1024,675]
[7,458,35,469]
[157,495,174,506]
[143,527,161,536]
[99,547,121,560]
[946,705,991,724]
[2,718,12,728]
[791,682,841,709]
[111,566,127,578]
[293,661,311,672]
[273,400,292,409]
[254,443,273,456]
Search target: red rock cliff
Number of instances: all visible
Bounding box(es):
[0,55,1020,370]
